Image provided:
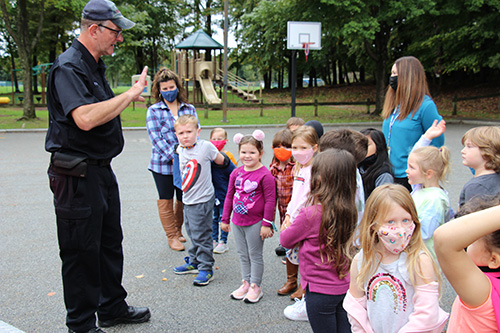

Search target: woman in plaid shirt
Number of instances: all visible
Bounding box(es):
[146,68,198,251]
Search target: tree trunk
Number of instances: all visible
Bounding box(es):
[205,0,212,36]
[263,71,270,90]
[364,23,390,115]
[33,54,39,94]
[344,64,350,85]
[20,51,36,119]
[10,53,20,93]
[0,0,45,119]
[338,60,344,84]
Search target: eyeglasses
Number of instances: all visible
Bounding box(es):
[98,24,122,38]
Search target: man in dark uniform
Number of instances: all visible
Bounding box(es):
[45,0,150,332]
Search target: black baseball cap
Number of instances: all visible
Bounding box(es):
[82,0,135,30]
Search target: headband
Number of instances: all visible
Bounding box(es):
[233,130,265,144]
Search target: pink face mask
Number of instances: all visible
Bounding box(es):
[377,222,415,254]
[292,148,314,165]
[210,139,227,151]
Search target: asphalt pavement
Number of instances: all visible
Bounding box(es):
[1,120,498,332]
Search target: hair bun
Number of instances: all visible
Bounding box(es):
[233,133,244,144]
[252,130,265,141]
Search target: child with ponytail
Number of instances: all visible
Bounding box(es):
[406,119,452,259]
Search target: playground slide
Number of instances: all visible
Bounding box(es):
[198,77,221,104]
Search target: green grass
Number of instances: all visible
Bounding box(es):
[0,104,380,130]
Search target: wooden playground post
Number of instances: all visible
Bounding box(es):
[185,51,189,101]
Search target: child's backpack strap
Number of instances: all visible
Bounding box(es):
[485,272,500,332]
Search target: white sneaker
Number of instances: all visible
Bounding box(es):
[213,242,229,254]
[284,297,308,321]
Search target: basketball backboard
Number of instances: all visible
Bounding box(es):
[287,21,321,50]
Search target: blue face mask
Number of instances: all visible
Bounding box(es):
[161,88,178,103]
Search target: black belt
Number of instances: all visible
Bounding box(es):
[87,158,112,166]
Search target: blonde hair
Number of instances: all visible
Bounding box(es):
[292,126,319,174]
[286,117,305,129]
[353,184,441,291]
[461,126,500,173]
[411,146,451,184]
[210,127,227,140]
[174,114,198,129]
[381,56,430,120]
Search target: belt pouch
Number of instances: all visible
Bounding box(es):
[51,152,88,178]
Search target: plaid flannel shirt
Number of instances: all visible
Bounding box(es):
[269,159,295,224]
[146,101,197,174]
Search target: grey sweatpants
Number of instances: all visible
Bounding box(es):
[184,195,215,271]
[232,223,265,286]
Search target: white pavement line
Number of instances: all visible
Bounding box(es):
[0,321,24,332]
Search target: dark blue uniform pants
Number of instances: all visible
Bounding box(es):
[48,164,128,331]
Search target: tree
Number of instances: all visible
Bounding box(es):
[0,0,46,119]
[322,0,437,113]
[404,0,500,84]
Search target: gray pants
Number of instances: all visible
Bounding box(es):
[184,195,215,271]
[233,223,265,286]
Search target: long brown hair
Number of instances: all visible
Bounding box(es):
[381,56,430,120]
[151,67,187,104]
[307,149,357,279]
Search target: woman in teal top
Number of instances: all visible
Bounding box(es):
[382,56,444,192]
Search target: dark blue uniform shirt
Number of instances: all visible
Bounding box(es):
[45,39,124,160]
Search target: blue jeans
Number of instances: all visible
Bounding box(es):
[212,199,228,243]
[305,286,350,333]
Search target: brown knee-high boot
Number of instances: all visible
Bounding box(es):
[290,284,304,300]
[277,258,298,295]
[157,199,184,251]
[174,200,186,242]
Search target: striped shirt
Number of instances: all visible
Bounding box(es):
[146,101,197,174]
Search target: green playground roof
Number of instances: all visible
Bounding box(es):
[175,29,223,49]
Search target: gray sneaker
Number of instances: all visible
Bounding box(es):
[213,242,229,254]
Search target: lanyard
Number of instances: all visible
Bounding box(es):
[387,107,400,151]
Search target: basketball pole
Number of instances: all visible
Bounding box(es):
[222,0,228,122]
[291,50,297,117]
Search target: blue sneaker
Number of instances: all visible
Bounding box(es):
[193,270,214,286]
[173,256,198,275]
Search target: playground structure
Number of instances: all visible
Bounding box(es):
[7,63,52,105]
[174,29,260,106]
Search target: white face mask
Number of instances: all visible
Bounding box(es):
[292,148,314,165]
[377,222,415,254]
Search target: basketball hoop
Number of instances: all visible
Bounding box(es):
[302,42,315,62]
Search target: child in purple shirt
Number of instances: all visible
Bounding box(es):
[221,130,276,304]
[281,149,358,332]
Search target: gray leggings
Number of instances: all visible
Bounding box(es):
[232,223,265,286]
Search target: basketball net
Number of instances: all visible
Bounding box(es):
[302,42,315,62]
